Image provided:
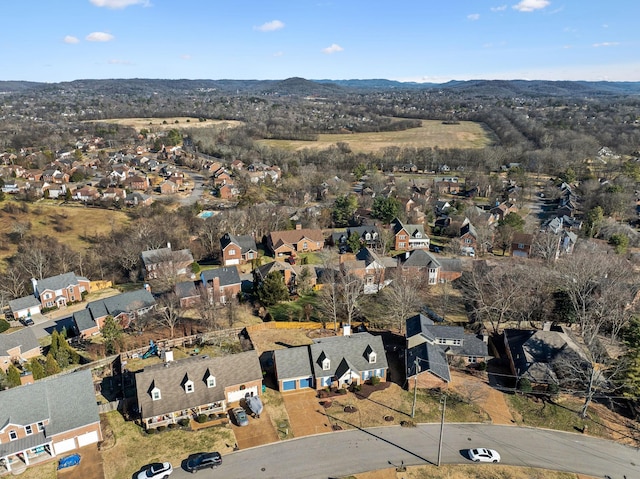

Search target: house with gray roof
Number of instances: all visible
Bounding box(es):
[397,249,441,285]
[0,328,41,372]
[330,226,382,251]
[0,370,102,473]
[391,218,430,251]
[220,233,258,266]
[135,351,263,429]
[73,288,156,337]
[200,266,241,304]
[174,281,200,308]
[274,332,388,392]
[7,296,41,321]
[30,272,90,311]
[141,243,194,281]
[405,313,489,389]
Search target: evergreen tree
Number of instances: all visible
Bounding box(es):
[347,232,362,253]
[257,271,290,306]
[372,196,401,223]
[44,353,61,376]
[332,194,358,227]
[6,364,21,388]
[49,330,60,358]
[28,358,46,380]
[102,316,122,355]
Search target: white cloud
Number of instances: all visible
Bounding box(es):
[64,35,79,44]
[254,20,285,32]
[90,0,150,9]
[602,24,609,28]
[491,5,508,11]
[108,59,132,64]
[181,54,191,60]
[322,43,343,54]
[467,13,480,21]
[273,51,284,57]
[593,42,619,47]
[86,32,115,42]
[513,0,550,12]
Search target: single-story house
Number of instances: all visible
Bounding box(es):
[273,332,388,392]
[135,351,263,429]
[0,370,102,473]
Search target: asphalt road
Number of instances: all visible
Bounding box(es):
[161,423,638,479]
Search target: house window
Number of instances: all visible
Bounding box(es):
[322,358,330,370]
[207,376,216,388]
[247,252,254,259]
[151,387,161,401]
[453,339,462,346]
[9,430,17,441]
[228,249,236,255]
[399,234,406,240]
[37,422,44,432]
[415,232,422,238]
[468,356,478,363]
[25,425,33,435]
[437,338,446,344]
[398,242,406,249]
[184,380,194,393]
[518,243,524,249]
[44,293,52,300]
[369,352,377,364]
[465,238,471,244]
[303,242,308,250]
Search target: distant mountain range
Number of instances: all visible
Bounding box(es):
[1,77,640,97]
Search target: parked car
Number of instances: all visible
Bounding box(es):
[20,317,35,326]
[467,448,501,463]
[137,462,173,479]
[185,452,222,473]
[232,407,249,427]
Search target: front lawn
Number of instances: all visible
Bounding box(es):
[100,411,235,479]
[267,293,321,322]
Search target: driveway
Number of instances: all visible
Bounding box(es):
[230,407,279,449]
[282,390,333,437]
[56,444,104,479]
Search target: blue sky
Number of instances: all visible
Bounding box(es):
[1,0,639,83]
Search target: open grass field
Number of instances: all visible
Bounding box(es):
[353,465,584,479]
[0,200,129,262]
[85,117,243,131]
[258,120,491,153]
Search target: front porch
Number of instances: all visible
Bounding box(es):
[0,435,54,475]
[144,401,226,429]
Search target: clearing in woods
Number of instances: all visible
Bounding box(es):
[258,120,492,153]
[85,117,243,130]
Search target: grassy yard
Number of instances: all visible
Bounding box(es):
[100,411,235,479]
[258,120,491,153]
[352,465,580,479]
[267,293,321,322]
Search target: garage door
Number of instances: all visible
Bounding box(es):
[77,431,99,447]
[228,386,258,403]
[225,259,240,265]
[282,380,296,391]
[53,438,76,455]
[299,377,312,388]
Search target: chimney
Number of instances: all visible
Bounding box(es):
[543,321,552,331]
[295,223,302,230]
[162,349,174,363]
[482,329,489,344]
[343,324,352,336]
[31,278,38,298]
[144,283,151,292]
[167,242,171,250]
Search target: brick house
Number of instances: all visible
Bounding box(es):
[266,225,325,259]
[31,272,90,310]
[220,233,258,266]
[405,313,489,389]
[141,243,194,281]
[135,351,263,429]
[0,370,102,473]
[0,328,41,372]
[273,332,388,392]
[511,232,534,258]
[253,261,317,295]
[391,218,430,251]
[397,249,441,285]
[73,289,156,337]
[159,180,177,194]
[174,281,201,309]
[200,267,241,304]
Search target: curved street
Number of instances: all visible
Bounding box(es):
[166,423,638,479]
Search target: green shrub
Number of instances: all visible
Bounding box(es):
[370,375,381,386]
[208,414,216,420]
[518,377,532,393]
[145,428,156,434]
[547,383,560,397]
[167,423,178,430]
[196,414,208,423]
[337,388,348,395]
[0,318,9,333]
[178,418,190,427]
[156,425,166,432]
[477,361,488,371]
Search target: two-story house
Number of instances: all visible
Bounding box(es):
[339,248,392,294]
[273,332,388,392]
[266,225,325,259]
[511,232,534,258]
[329,226,381,252]
[141,243,194,281]
[135,351,263,429]
[220,233,258,266]
[31,272,90,310]
[0,370,102,473]
[405,313,489,389]
[73,288,156,337]
[391,218,430,251]
[200,266,242,304]
[397,249,441,285]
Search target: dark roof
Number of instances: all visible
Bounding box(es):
[512,232,534,245]
[0,370,99,456]
[135,351,262,419]
[406,342,450,382]
[405,313,435,338]
[141,246,193,267]
[399,250,440,268]
[220,233,258,254]
[274,347,313,380]
[460,222,477,238]
[175,281,199,300]
[330,226,381,245]
[200,266,241,287]
[8,295,41,313]
[438,258,462,273]
[0,328,40,357]
[74,289,156,332]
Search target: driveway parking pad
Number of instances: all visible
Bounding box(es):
[282,390,333,438]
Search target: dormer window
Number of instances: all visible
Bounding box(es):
[368,352,377,364]
[207,376,216,388]
[415,232,421,238]
[322,357,330,371]
[184,380,194,394]
[151,387,161,401]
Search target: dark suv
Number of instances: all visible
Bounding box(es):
[185,452,222,473]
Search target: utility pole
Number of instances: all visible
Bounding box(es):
[437,394,447,467]
[411,358,420,418]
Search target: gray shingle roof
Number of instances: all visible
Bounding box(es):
[309,332,388,378]
[274,347,313,380]
[35,272,82,294]
[406,342,451,382]
[73,289,156,332]
[175,281,199,300]
[405,313,435,338]
[135,351,262,419]
[8,295,41,313]
[0,328,41,357]
[0,370,99,454]
[401,250,440,268]
[141,247,194,267]
[220,233,257,254]
[201,266,241,287]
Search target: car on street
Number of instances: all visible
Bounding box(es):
[467,448,501,463]
[137,462,173,479]
[185,452,222,473]
[232,407,249,427]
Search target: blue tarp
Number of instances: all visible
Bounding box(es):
[58,454,81,469]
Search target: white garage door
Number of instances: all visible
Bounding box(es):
[53,438,76,455]
[228,386,258,403]
[77,431,99,447]
[225,259,240,265]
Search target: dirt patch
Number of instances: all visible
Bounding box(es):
[448,370,515,425]
[57,445,104,479]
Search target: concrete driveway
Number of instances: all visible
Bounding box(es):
[282,390,333,438]
[230,408,279,450]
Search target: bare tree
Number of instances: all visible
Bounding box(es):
[0,265,28,299]
[155,293,182,338]
[317,269,340,331]
[532,231,561,263]
[382,268,424,334]
[196,284,221,330]
[340,273,364,330]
